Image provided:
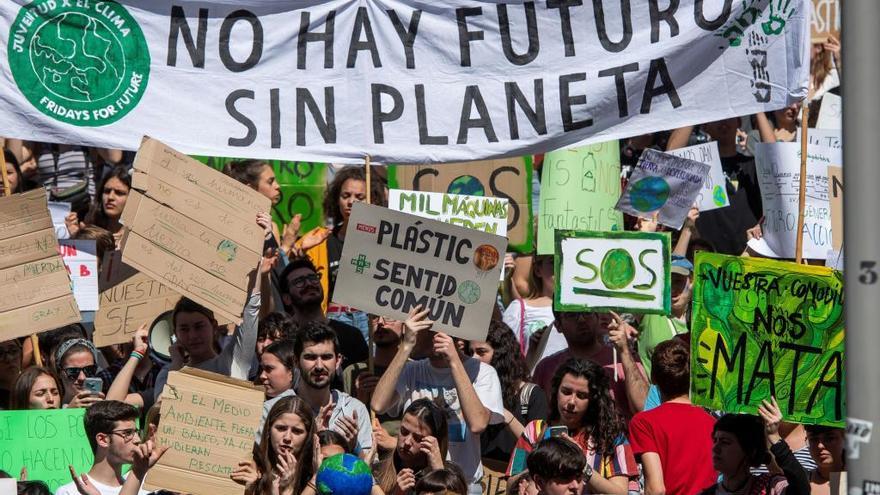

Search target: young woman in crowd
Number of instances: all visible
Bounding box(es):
[244,396,317,495]
[507,358,638,495]
[699,399,810,495]
[502,254,556,357]
[374,398,448,495]
[10,366,62,410]
[1,149,26,195]
[806,425,846,494]
[472,321,548,473]
[65,165,131,246]
[411,463,469,495]
[53,338,107,408]
[259,339,296,400]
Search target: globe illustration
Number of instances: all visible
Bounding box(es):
[629,176,670,212]
[600,249,636,290]
[315,453,373,495]
[30,12,124,103]
[713,184,727,206]
[447,175,485,196]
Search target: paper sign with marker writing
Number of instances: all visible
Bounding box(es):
[389,156,532,253]
[801,128,841,151]
[146,368,264,495]
[0,189,80,340]
[816,93,841,130]
[0,408,92,492]
[388,189,508,237]
[690,253,845,427]
[538,142,622,255]
[120,137,270,325]
[555,230,671,315]
[333,203,507,341]
[616,149,711,230]
[59,239,99,312]
[754,142,838,259]
[667,141,729,212]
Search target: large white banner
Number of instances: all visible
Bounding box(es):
[0,0,809,164]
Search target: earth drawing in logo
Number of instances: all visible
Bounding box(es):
[8,0,150,126]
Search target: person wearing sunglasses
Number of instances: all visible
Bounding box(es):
[54,338,107,409]
[57,400,164,495]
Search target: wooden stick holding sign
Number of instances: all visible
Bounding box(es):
[795,103,810,264]
[0,145,43,367]
[365,154,374,375]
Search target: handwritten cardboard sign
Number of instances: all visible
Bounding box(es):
[538,142,623,255]
[388,189,508,236]
[0,408,92,492]
[0,189,80,339]
[389,156,532,253]
[58,240,98,312]
[333,203,507,341]
[667,141,730,212]
[555,230,670,314]
[691,253,845,427]
[617,149,710,230]
[828,166,843,251]
[811,0,840,42]
[146,368,264,495]
[194,156,328,234]
[754,142,840,259]
[120,137,270,325]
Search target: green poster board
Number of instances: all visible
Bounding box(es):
[0,408,92,491]
[690,253,845,427]
[192,156,327,234]
[538,142,622,254]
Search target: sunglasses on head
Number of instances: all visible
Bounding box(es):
[62,365,98,380]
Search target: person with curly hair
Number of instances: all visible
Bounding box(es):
[507,358,638,495]
[472,321,548,470]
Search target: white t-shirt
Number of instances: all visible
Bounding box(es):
[55,474,148,495]
[390,357,504,486]
[502,300,567,370]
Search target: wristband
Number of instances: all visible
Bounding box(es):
[130,350,145,361]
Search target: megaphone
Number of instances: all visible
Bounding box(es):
[148,310,176,364]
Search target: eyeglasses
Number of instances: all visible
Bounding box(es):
[109,428,139,442]
[290,273,320,289]
[61,365,98,380]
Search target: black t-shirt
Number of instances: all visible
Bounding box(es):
[326,233,344,302]
[694,154,762,255]
[480,383,549,463]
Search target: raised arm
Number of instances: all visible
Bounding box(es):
[754,112,777,143]
[105,324,149,407]
[371,306,431,414]
[666,125,694,151]
[608,312,649,414]
[434,332,491,433]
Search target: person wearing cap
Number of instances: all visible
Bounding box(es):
[636,255,693,378]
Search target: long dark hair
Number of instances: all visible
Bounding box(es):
[254,396,316,494]
[11,367,63,410]
[549,358,625,456]
[86,165,130,228]
[222,159,269,188]
[485,321,529,411]
[323,166,385,228]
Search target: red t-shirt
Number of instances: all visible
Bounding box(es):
[629,402,717,495]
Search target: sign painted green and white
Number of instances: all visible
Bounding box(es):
[388,189,508,237]
[8,0,150,126]
[690,253,845,427]
[555,230,671,315]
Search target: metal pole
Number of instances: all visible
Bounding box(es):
[844,0,880,490]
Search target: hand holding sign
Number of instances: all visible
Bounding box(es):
[402,305,434,348]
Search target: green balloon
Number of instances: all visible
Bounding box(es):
[600,249,636,290]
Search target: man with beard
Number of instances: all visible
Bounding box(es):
[371,306,505,495]
[257,321,373,457]
[279,256,368,373]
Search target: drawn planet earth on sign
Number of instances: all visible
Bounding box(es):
[216,239,238,262]
[447,175,485,196]
[458,280,481,304]
[315,453,372,495]
[713,185,727,206]
[600,249,636,289]
[629,176,670,212]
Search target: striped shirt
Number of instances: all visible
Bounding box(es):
[751,444,817,474]
[36,145,94,195]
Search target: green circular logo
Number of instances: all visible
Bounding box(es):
[8,0,150,126]
[457,280,481,305]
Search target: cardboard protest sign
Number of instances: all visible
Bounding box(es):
[555,231,670,315]
[754,142,840,259]
[0,1,809,164]
[194,156,328,234]
[120,137,270,325]
[390,157,532,253]
[538,142,622,255]
[667,141,730,212]
[816,93,841,130]
[0,189,80,339]
[690,253,845,426]
[58,240,99,312]
[146,368,264,495]
[388,189,508,237]
[0,408,92,492]
[333,203,507,341]
[828,166,843,251]
[811,0,840,42]
[616,149,711,229]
